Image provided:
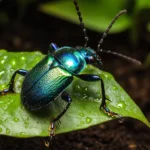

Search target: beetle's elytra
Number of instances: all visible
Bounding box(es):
[0,0,141,147]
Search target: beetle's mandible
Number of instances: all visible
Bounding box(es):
[0,0,141,147]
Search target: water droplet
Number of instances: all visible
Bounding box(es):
[1,84,6,88]
[117,101,126,108]
[1,60,5,64]
[84,87,88,91]
[104,74,108,78]
[86,117,92,124]
[80,121,84,124]
[24,117,29,124]
[13,117,19,122]
[76,84,81,89]
[20,132,26,136]
[79,113,85,117]
[10,59,16,66]
[6,128,10,134]
[3,55,7,59]
[95,98,99,102]
[21,56,25,60]
[113,86,117,90]
[0,71,4,76]
[24,120,28,124]
[0,127,2,132]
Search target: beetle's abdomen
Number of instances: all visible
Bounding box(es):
[55,47,86,74]
[21,66,73,110]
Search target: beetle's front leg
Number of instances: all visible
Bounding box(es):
[48,43,59,54]
[0,69,28,94]
[76,74,122,119]
[45,91,72,147]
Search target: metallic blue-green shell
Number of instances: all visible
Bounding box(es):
[55,47,86,74]
[21,46,95,110]
[21,54,73,110]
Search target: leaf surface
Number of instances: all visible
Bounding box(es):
[0,50,149,138]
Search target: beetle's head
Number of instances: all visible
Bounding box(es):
[78,47,102,68]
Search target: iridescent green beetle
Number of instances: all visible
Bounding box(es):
[0,0,141,146]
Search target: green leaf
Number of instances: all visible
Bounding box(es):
[39,0,131,33]
[0,50,149,138]
[135,0,150,11]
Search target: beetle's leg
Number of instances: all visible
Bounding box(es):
[76,74,122,119]
[0,69,28,94]
[48,43,59,54]
[45,91,72,147]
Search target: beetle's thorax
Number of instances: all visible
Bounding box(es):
[54,47,86,75]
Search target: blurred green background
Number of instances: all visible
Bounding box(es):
[0,0,150,46]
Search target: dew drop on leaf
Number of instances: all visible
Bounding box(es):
[13,117,19,122]
[6,128,10,134]
[117,101,126,108]
[80,121,85,124]
[79,113,85,117]
[86,117,92,124]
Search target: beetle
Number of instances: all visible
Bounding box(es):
[0,0,141,147]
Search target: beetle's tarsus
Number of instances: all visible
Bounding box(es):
[45,121,56,147]
[0,89,14,95]
[102,104,123,121]
[49,121,56,137]
[45,91,72,147]
[45,140,50,147]
[45,136,53,147]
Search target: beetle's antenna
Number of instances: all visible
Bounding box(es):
[96,9,141,66]
[98,49,141,65]
[73,0,89,47]
[97,10,127,50]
